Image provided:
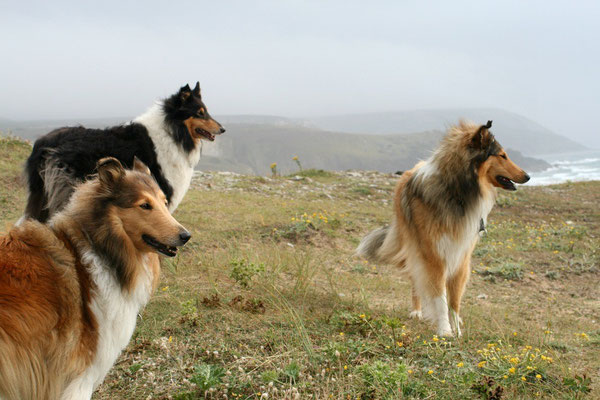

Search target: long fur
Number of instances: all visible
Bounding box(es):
[357,120,529,336]
[23,82,225,222]
[0,158,189,399]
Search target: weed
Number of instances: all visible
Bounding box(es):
[480,262,523,282]
[229,258,265,288]
[357,360,408,399]
[190,363,226,392]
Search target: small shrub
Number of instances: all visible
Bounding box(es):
[261,369,279,384]
[190,363,225,392]
[357,360,407,399]
[295,168,334,178]
[283,361,300,384]
[562,374,592,394]
[352,186,372,196]
[480,263,523,282]
[229,258,265,288]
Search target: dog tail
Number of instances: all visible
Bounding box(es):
[24,142,76,223]
[356,226,389,262]
[356,220,404,265]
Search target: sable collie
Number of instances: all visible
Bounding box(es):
[357,121,529,336]
[0,157,190,399]
[24,82,225,222]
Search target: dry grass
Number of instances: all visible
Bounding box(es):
[0,138,598,399]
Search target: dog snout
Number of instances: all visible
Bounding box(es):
[219,126,226,134]
[178,230,191,244]
[521,172,530,183]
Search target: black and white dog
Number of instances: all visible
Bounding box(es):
[24,82,225,222]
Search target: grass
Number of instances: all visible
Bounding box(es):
[0,135,598,399]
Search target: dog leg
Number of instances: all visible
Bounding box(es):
[447,253,471,337]
[409,276,422,319]
[412,256,452,337]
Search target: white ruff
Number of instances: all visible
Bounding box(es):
[133,103,201,212]
[61,252,154,399]
[436,192,495,279]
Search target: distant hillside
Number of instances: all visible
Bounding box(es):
[0,117,130,141]
[195,123,549,175]
[0,115,550,176]
[311,108,586,156]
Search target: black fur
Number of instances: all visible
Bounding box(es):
[162,83,223,153]
[25,124,173,222]
[24,83,222,223]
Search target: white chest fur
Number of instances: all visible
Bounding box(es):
[61,253,154,399]
[436,193,496,278]
[134,103,201,212]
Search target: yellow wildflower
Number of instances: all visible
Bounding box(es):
[477,361,486,368]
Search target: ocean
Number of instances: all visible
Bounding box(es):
[528,150,600,186]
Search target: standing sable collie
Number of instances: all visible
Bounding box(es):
[0,157,190,399]
[24,82,225,222]
[357,121,529,336]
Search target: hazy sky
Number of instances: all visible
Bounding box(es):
[1,0,599,147]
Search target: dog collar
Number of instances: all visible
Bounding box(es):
[479,218,486,234]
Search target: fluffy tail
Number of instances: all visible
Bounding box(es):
[356,226,390,263]
[356,221,405,266]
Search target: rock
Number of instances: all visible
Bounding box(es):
[477,294,488,300]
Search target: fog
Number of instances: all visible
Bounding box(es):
[1,0,599,147]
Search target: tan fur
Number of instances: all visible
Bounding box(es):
[358,120,529,336]
[0,158,188,399]
[183,116,223,141]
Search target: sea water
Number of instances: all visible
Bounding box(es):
[528,150,600,185]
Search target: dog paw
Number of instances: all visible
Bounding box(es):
[409,310,422,320]
[437,326,454,337]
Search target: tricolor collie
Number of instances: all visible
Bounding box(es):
[24,82,225,222]
[357,121,529,336]
[0,158,190,399]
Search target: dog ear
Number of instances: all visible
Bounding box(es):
[180,84,192,101]
[471,120,493,150]
[97,157,125,190]
[193,81,201,96]
[132,156,151,175]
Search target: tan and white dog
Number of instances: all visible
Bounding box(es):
[0,157,190,399]
[357,121,529,336]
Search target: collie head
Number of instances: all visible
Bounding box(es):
[448,120,530,191]
[407,120,530,220]
[433,120,530,191]
[55,157,191,288]
[162,82,226,152]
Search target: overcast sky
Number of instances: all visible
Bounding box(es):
[1,0,599,147]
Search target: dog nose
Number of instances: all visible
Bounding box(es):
[179,230,191,244]
[219,127,226,134]
[523,172,530,183]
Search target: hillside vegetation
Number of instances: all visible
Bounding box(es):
[194,125,549,176]
[0,137,598,399]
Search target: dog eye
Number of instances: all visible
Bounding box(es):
[140,203,152,210]
[197,109,205,117]
[500,154,507,160]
